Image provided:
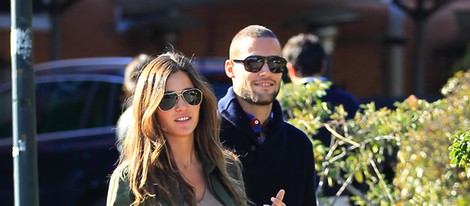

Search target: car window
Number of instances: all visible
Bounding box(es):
[0,79,122,139]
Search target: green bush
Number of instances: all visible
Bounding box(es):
[277,70,470,205]
[278,80,400,205]
[449,131,470,179]
[394,70,470,205]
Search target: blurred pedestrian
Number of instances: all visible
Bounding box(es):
[106,51,285,206]
[218,25,317,206]
[282,33,360,120]
[282,33,362,205]
[115,53,151,152]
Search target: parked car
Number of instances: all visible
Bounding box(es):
[0,56,229,206]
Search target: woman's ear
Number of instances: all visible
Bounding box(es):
[225,60,235,78]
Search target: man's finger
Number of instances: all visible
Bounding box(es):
[276,189,285,201]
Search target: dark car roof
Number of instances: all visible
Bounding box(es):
[33,56,226,74]
[34,57,132,74]
[1,56,228,89]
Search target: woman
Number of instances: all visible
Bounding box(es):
[106,52,284,206]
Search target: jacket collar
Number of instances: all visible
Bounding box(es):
[203,161,238,206]
[218,87,284,140]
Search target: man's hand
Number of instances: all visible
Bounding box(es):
[264,189,285,206]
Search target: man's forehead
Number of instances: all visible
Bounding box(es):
[231,37,281,58]
[230,37,253,58]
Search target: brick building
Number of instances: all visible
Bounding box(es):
[1,0,469,101]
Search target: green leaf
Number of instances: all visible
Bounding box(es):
[355,171,364,183]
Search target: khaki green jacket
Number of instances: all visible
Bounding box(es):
[106,161,244,206]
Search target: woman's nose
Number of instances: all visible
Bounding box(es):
[175,96,189,111]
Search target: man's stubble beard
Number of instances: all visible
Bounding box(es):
[239,86,280,106]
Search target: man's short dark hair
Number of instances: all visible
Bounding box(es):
[282,33,326,77]
[229,25,279,59]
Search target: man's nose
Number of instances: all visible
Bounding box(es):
[259,61,271,75]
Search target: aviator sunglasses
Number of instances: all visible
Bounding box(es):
[158,88,203,111]
[232,55,287,73]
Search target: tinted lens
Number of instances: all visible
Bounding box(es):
[239,56,286,73]
[182,89,203,106]
[159,93,178,111]
[266,56,286,73]
[158,88,203,111]
[244,56,265,72]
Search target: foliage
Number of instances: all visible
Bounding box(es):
[393,70,470,205]
[278,79,400,205]
[277,70,470,205]
[449,131,470,179]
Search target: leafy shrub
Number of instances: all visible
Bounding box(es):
[449,131,470,179]
[278,80,399,205]
[277,70,470,205]
[394,70,470,205]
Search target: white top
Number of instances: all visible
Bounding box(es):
[197,188,223,206]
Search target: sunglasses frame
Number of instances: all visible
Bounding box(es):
[158,88,203,111]
[232,55,287,73]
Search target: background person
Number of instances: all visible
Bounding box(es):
[218,25,317,206]
[115,53,151,152]
[282,33,363,205]
[282,33,360,120]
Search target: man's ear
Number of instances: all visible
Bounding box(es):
[225,60,235,78]
[287,62,298,78]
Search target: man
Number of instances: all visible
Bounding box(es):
[282,33,362,205]
[282,33,360,121]
[218,25,317,206]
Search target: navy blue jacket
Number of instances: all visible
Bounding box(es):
[218,87,316,206]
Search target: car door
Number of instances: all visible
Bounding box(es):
[0,73,123,206]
